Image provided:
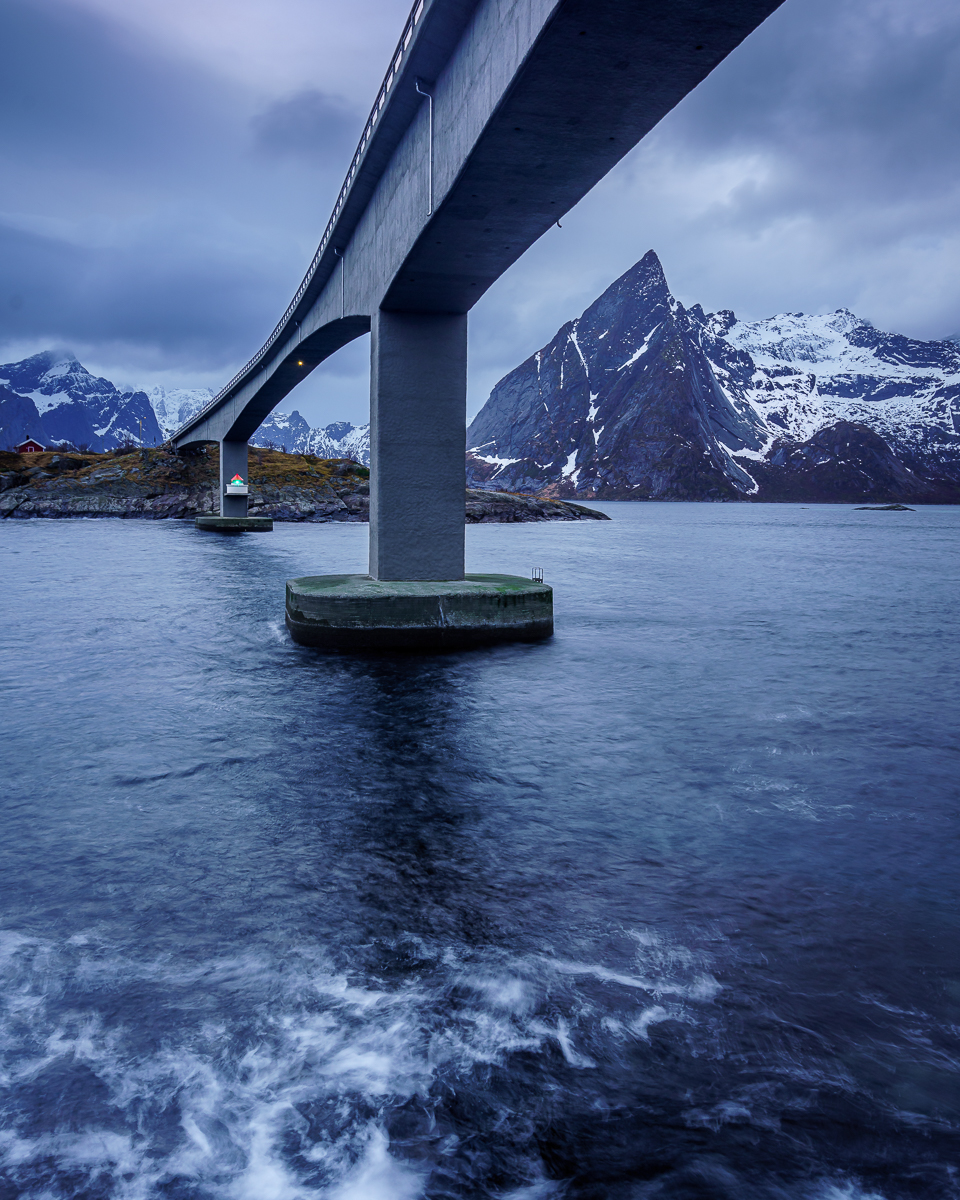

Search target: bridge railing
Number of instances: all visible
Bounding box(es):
[174,0,429,439]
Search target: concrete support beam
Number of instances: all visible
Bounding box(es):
[220,440,249,518]
[369,310,467,581]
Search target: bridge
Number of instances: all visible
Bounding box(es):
[174,0,783,639]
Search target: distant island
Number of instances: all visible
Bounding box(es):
[0,446,607,524]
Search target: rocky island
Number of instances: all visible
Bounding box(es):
[0,446,608,523]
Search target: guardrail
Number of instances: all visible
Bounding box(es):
[173,0,429,439]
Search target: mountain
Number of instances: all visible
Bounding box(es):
[466,252,960,502]
[250,410,371,465]
[0,352,163,452]
[0,354,371,464]
[147,383,370,462]
[147,386,215,439]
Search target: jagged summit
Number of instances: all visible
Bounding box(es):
[0,350,83,392]
[467,254,960,503]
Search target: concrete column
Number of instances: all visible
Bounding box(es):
[220,440,248,517]
[369,310,467,581]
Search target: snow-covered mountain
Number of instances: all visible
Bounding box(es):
[0,353,370,464]
[467,252,960,502]
[145,385,370,462]
[0,352,163,452]
[147,386,215,439]
[250,410,370,464]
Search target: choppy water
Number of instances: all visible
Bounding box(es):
[1,503,958,1200]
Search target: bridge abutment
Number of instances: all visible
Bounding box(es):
[368,310,467,581]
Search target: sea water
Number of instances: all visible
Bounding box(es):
[0,503,958,1199]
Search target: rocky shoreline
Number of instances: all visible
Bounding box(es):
[0,448,609,523]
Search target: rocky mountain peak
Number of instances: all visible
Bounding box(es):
[0,352,161,451]
[467,252,960,503]
[0,350,81,392]
[0,352,371,462]
[323,421,356,442]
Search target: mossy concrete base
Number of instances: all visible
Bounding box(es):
[195,516,273,532]
[286,573,553,651]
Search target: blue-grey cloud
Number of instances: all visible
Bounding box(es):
[252,90,361,160]
[0,211,307,375]
[661,0,960,211]
[0,0,246,176]
[0,0,350,381]
[4,0,960,432]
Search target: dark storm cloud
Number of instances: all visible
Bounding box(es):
[252,90,361,160]
[0,0,346,375]
[647,0,960,228]
[0,215,291,360]
[0,0,244,175]
[4,0,960,420]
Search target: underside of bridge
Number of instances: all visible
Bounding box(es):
[178,0,784,642]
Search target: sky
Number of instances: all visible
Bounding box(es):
[2,0,960,427]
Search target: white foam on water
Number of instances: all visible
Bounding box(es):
[631,1005,669,1040]
[2,933,626,1195]
[813,1184,888,1200]
[0,937,437,1197]
[1,926,909,1198]
[459,972,536,1014]
[544,956,721,1001]
[546,1016,596,1069]
[324,1126,425,1200]
[267,619,289,644]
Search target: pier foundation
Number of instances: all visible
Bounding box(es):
[285,574,552,651]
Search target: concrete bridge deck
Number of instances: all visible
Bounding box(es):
[174,0,784,581]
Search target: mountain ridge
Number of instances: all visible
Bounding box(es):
[0,353,371,463]
[9,254,960,504]
[466,252,960,502]
[0,352,163,453]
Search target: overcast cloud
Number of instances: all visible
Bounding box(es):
[2,0,960,425]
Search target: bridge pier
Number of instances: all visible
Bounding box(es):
[284,309,552,649]
[196,438,272,532]
[369,310,467,581]
[220,439,249,518]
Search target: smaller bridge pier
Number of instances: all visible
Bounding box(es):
[220,439,249,519]
[196,439,272,532]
